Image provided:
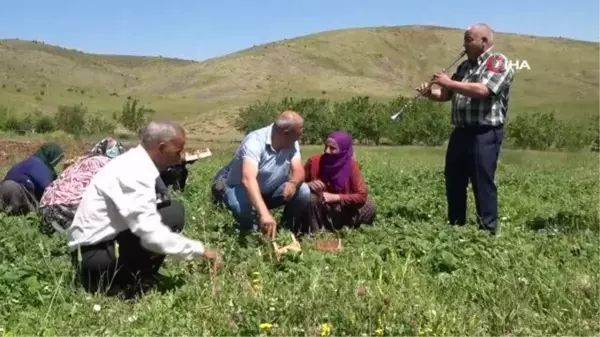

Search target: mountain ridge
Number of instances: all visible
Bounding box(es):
[0,24,597,140]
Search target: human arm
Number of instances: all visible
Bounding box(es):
[442,80,490,99]
[417,62,465,102]
[155,177,168,201]
[242,159,277,238]
[304,156,326,193]
[238,137,270,218]
[433,55,513,99]
[238,137,276,237]
[110,175,208,261]
[428,84,454,102]
[288,155,305,188]
[27,163,55,197]
[282,143,306,199]
[322,160,368,205]
[241,158,270,219]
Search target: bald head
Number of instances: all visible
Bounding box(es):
[141,120,185,147]
[140,120,186,170]
[463,22,495,60]
[274,110,304,132]
[466,23,494,45]
[271,110,304,150]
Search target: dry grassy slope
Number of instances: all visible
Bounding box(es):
[0,25,598,140]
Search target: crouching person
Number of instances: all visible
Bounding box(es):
[301,131,376,234]
[39,137,127,235]
[66,121,221,299]
[217,111,310,239]
[0,143,64,216]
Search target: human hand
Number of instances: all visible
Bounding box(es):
[321,192,340,204]
[307,179,326,193]
[260,212,277,240]
[202,247,223,272]
[282,181,297,201]
[430,72,452,87]
[415,82,432,96]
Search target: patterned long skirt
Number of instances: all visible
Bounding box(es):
[39,203,79,235]
[298,193,377,235]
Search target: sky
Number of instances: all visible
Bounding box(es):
[0,0,598,61]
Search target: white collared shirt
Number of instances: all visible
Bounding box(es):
[66,145,205,260]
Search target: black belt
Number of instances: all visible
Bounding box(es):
[454,124,503,130]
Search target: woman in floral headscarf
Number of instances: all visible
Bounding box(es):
[298,131,376,235]
[0,143,64,216]
[38,137,126,235]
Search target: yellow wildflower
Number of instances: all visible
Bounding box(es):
[259,323,273,330]
[376,317,384,336]
[320,323,332,336]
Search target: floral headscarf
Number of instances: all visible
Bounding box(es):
[87,137,126,159]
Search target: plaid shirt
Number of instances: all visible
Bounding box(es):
[449,48,515,127]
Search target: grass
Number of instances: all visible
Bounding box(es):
[0,144,598,336]
[1,24,598,140]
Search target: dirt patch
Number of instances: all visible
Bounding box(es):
[0,138,212,166]
[0,139,93,166]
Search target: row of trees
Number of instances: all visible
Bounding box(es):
[0,97,154,137]
[235,95,599,151]
[1,94,597,152]
[235,96,453,146]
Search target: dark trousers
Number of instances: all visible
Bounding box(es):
[444,125,504,234]
[71,200,185,297]
[160,164,189,191]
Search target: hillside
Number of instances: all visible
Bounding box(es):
[0,25,598,140]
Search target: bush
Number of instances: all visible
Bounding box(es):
[235,96,597,151]
[235,95,451,146]
[33,114,56,133]
[590,113,599,152]
[54,104,87,136]
[0,104,118,137]
[114,97,155,134]
[85,114,116,135]
[385,97,451,146]
[506,110,596,151]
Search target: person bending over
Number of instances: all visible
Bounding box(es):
[0,143,64,216]
[39,137,127,235]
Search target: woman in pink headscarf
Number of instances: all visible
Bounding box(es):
[299,131,376,234]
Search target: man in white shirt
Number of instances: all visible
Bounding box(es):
[66,120,221,298]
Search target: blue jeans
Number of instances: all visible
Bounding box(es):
[224,182,311,232]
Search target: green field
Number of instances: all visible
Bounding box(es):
[1,25,598,141]
[1,145,598,336]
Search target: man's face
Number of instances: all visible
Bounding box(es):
[282,123,303,148]
[463,29,486,60]
[156,134,185,170]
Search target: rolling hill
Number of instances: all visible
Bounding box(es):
[0,25,598,141]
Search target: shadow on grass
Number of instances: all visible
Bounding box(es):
[387,205,432,222]
[525,211,599,234]
[154,273,187,294]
